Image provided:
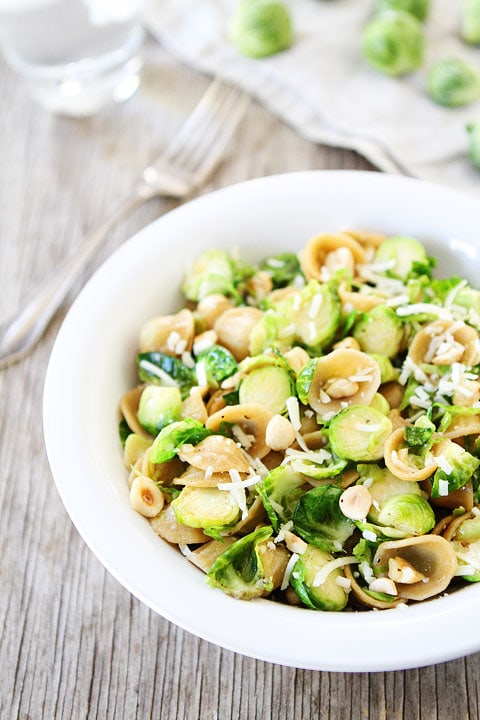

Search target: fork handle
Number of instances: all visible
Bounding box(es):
[0,190,149,369]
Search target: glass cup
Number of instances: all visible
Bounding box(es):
[0,0,145,116]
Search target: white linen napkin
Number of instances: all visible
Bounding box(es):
[144,0,480,198]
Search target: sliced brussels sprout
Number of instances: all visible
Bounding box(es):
[431,440,480,498]
[288,453,348,482]
[358,464,422,525]
[123,432,152,469]
[427,58,480,108]
[328,405,393,462]
[376,493,435,535]
[257,465,305,530]
[239,365,294,414]
[296,358,318,405]
[353,305,404,358]
[229,0,293,59]
[172,486,241,530]
[293,485,356,552]
[375,0,430,21]
[195,344,238,388]
[249,308,296,356]
[119,417,132,447]
[137,385,183,436]
[182,249,253,302]
[206,526,278,599]
[294,281,341,352]
[260,252,303,288]
[289,545,349,611]
[149,418,212,464]
[368,355,399,384]
[361,10,424,77]
[374,235,428,280]
[462,0,480,45]
[369,393,390,415]
[404,415,435,447]
[137,352,196,399]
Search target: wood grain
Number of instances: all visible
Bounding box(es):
[1,37,480,720]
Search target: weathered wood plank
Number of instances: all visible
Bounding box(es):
[1,36,480,720]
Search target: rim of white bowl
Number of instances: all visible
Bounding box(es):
[44,170,480,671]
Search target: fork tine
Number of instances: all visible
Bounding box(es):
[165,82,249,173]
[185,91,250,184]
[163,78,232,162]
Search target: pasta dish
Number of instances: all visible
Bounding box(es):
[118,230,480,611]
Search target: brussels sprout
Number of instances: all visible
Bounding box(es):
[462,0,480,45]
[137,386,182,436]
[149,418,212,464]
[172,486,241,530]
[229,0,293,59]
[404,415,436,447]
[206,526,277,599]
[431,441,480,497]
[296,358,318,404]
[455,514,480,543]
[369,393,391,415]
[182,249,253,302]
[361,10,424,77]
[195,344,238,388]
[375,235,428,281]
[249,308,295,355]
[467,121,480,171]
[260,252,303,288]
[288,452,348,482]
[257,465,305,530]
[375,0,429,21]
[358,464,422,524]
[293,485,356,552]
[368,354,399,384]
[289,545,349,611]
[239,365,294,414]
[451,534,480,582]
[376,493,435,535]
[328,406,393,462]
[119,417,132,447]
[427,58,480,107]
[353,305,403,358]
[137,352,196,399]
[294,281,341,352]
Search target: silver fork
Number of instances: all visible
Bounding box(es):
[0,78,250,369]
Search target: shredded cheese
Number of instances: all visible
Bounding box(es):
[312,556,358,587]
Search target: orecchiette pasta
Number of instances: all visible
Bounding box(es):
[119,230,480,611]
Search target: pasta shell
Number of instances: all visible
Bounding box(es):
[214,307,263,361]
[308,349,381,417]
[119,385,151,439]
[178,434,251,473]
[373,535,458,601]
[139,308,195,355]
[300,232,366,281]
[150,504,208,544]
[408,319,480,367]
[206,403,274,459]
[384,427,437,482]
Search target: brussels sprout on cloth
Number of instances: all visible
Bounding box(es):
[229,0,293,59]
[427,58,480,107]
[462,0,480,45]
[375,0,430,22]
[361,10,424,77]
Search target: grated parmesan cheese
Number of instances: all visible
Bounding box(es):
[312,556,358,587]
[281,552,300,590]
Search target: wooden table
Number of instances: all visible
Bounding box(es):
[2,36,479,720]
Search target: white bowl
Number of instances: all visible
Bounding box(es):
[44,170,480,672]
